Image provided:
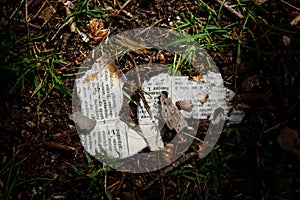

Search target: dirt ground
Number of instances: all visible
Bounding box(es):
[1,0,300,199]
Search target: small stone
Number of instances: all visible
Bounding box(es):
[70,112,96,133]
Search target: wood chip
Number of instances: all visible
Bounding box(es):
[200,94,209,104]
[290,13,300,26]
[175,101,194,112]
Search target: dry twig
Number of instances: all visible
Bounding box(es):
[6,0,26,25]
[127,53,153,118]
[198,0,217,16]
[64,3,76,32]
[32,0,48,20]
[115,35,147,54]
[120,0,132,10]
[215,0,244,19]
[43,141,76,152]
[280,0,300,11]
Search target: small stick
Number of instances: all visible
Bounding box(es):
[127,53,142,87]
[120,0,131,10]
[43,141,76,152]
[280,0,300,11]
[115,0,131,15]
[128,53,153,118]
[215,0,244,19]
[25,0,38,59]
[25,0,30,43]
[32,0,48,20]
[41,2,57,27]
[64,4,76,32]
[50,18,72,41]
[6,0,25,25]
[138,89,153,118]
[263,121,285,134]
[137,19,164,35]
[104,173,108,194]
[50,1,76,40]
[198,0,217,16]
[115,35,147,54]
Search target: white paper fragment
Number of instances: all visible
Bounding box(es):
[77,28,89,42]
[138,72,232,121]
[75,66,147,158]
[228,110,246,124]
[64,1,75,9]
[75,66,244,159]
[136,72,244,151]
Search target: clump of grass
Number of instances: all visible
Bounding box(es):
[0,0,107,109]
[167,1,300,199]
[172,1,274,74]
[0,5,67,105]
[71,152,113,199]
[64,0,107,24]
[0,148,27,200]
[0,146,54,199]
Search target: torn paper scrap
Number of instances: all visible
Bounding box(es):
[74,66,147,159]
[137,72,244,152]
[74,66,244,160]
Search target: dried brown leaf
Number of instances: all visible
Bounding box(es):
[160,92,188,133]
[277,127,300,157]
